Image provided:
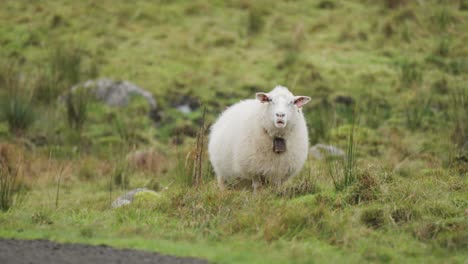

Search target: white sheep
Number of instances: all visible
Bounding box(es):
[208,85,311,191]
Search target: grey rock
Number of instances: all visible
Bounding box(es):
[68,78,161,122]
[176,104,193,114]
[170,95,200,115]
[309,144,345,160]
[72,78,156,108]
[111,188,158,209]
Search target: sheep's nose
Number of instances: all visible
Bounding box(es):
[276,112,285,118]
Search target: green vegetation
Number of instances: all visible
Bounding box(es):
[0,62,36,135]
[0,0,467,263]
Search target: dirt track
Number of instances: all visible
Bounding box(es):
[0,238,208,264]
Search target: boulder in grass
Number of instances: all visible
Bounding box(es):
[111,188,159,209]
[66,78,162,122]
[309,144,345,160]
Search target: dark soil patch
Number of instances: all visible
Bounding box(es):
[0,238,208,264]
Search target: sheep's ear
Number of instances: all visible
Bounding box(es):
[256,93,271,103]
[294,96,311,108]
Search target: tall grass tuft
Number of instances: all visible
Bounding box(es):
[360,207,385,229]
[106,154,130,206]
[50,45,82,89]
[404,95,432,131]
[172,107,210,188]
[0,164,20,211]
[33,45,85,105]
[65,87,90,131]
[113,162,130,189]
[191,107,208,187]
[3,97,36,136]
[435,39,450,57]
[326,109,358,191]
[342,117,357,188]
[0,62,35,136]
[431,7,454,31]
[277,160,319,198]
[55,165,66,209]
[399,60,422,87]
[247,7,264,35]
[32,69,56,105]
[309,99,334,144]
[174,144,191,187]
[449,87,467,148]
[0,144,26,211]
[113,116,136,144]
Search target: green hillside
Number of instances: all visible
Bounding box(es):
[0,0,467,263]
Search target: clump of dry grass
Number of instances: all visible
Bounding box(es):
[0,144,27,211]
[346,170,381,205]
[390,206,420,224]
[191,107,208,187]
[77,157,100,181]
[449,86,467,148]
[276,176,320,198]
[277,162,320,198]
[360,207,385,229]
[65,87,91,132]
[414,219,467,250]
[176,107,210,188]
[127,148,167,174]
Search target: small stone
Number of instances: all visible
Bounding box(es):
[309,144,345,160]
[176,104,192,114]
[111,188,159,209]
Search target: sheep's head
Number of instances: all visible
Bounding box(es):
[256,86,310,130]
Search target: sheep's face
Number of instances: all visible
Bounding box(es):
[256,86,310,129]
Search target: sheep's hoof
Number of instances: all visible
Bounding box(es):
[252,179,263,195]
[217,178,226,191]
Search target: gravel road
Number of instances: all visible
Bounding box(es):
[0,238,208,264]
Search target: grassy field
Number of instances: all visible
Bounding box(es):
[0,0,467,263]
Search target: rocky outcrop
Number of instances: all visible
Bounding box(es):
[68,78,161,122]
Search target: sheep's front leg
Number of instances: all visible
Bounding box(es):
[274,177,285,189]
[217,177,226,191]
[252,175,263,194]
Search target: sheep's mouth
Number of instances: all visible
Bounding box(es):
[275,120,286,127]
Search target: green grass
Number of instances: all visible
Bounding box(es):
[0,0,467,263]
[1,96,36,136]
[0,170,466,263]
[0,62,36,135]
